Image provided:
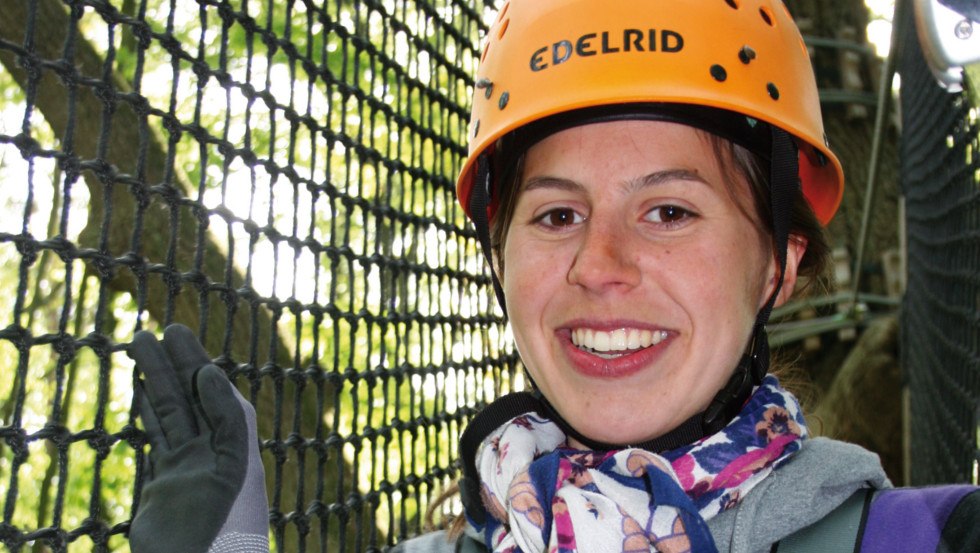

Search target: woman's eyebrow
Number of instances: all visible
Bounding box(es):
[521,169,709,193]
[520,175,584,193]
[628,168,709,191]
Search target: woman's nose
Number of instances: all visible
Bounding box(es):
[566,222,642,292]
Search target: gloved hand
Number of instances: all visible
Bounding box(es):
[128,324,269,553]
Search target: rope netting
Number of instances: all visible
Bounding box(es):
[0,0,515,551]
[897,2,980,485]
[1,0,978,551]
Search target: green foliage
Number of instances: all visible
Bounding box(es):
[966,63,980,107]
[1,0,504,549]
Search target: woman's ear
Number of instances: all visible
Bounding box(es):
[770,235,808,308]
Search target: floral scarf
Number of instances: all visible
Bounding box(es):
[470,375,807,553]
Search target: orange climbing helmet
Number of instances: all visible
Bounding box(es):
[456,0,844,226]
[452,0,847,479]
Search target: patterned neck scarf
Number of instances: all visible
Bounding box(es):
[471,376,807,553]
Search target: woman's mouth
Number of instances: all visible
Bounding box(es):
[570,327,669,359]
[562,326,672,377]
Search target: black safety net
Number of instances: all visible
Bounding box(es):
[0,0,516,551]
[897,3,980,485]
[3,0,980,551]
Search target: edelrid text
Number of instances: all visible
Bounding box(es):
[530,29,684,72]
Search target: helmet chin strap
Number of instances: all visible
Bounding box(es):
[460,127,798,524]
[469,154,508,316]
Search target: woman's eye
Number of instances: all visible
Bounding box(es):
[536,208,584,228]
[645,205,691,224]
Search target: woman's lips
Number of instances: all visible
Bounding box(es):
[557,325,673,378]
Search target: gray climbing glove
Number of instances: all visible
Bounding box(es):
[129,324,269,553]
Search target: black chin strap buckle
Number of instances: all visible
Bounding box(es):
[702,326,770,434]
[702,355,754,435]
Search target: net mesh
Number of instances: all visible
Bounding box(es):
[897,1,980,486]
[0,0,516,551]
[2,0,980,551]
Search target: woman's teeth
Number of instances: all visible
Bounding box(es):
[571,328,668,356]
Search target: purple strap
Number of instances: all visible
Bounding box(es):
[860,485,976,552]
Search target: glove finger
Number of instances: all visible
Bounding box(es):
[137,381,169,455]
[129,330,199,448]
[162,324,214,398]
[193,364,250,472]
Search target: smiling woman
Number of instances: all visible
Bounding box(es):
[121,0,979,551]
[386,0,980,551]
[502,120,798,447]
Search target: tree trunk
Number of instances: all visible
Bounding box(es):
[0,1,364,549]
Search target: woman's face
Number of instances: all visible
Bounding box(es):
[501,120,802,446]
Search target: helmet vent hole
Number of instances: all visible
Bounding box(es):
[767,82,780,99]
[481,43,489,63]
[725,0,739,9]
[710,64,728,82]
[498,18,510,39]
[759,7,775,26]
[499,2,510,18]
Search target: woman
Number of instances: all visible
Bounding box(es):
[128,1,978,552]
[398,0,977,550]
